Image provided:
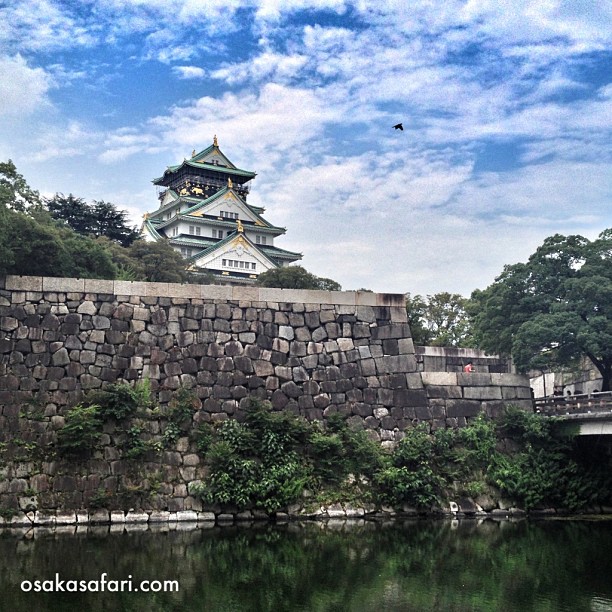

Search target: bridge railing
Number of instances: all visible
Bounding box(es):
[534,391,612,416]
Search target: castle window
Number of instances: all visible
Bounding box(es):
[189,226,194,234]
[256,235,267,245]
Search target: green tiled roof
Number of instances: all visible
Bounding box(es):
[153,143,256,185]
[260,244,303,261]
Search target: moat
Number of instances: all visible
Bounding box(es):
[2,518,611,611]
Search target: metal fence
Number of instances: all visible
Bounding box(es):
[534,391,612,415]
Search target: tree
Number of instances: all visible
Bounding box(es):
[256,265,341,290]
[127,240,189,283]
[2,209,116,279]
[91,200,140,246]
[470,230,612,391]
[405,292,473,347]
[45,193,139,246]
[405,293,430,345]
[0,160,41,212]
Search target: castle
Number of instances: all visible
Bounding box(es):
[141,136,301,283]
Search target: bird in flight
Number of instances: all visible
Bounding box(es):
[393,123,403,131]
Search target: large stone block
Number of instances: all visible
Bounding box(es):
[43,277,85,292]
[463,386,502,400]
[446,400,482,418]
[6,276,43,291]
[457,372,493,386]
[372,323,412,340]
[84,279,115,294]
[421,372,458,386]
[355,291,377,306]
[393,388,428,407]
[375,354,417,374]
[199,285,232,300]
[114,280,149,296]
[426,385,462,399]
[328,291,355,306]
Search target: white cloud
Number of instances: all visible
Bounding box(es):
[212,52,308,85]
[0,0,95,52]
[173,65,206,79]
[0,55,54,117]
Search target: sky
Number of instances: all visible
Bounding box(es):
[1,0,611,296]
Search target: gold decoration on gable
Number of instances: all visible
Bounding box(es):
[254,219,266,227]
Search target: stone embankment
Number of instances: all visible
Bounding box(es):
[0,501,536,529]
[0,276,533,517]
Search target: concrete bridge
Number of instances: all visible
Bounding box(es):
[535,392,612,435]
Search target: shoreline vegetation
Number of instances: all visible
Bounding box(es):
[1,386,611,525]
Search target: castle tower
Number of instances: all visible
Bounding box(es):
[141,137,302,283]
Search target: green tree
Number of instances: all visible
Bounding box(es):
[0,160,41,272]
[470,230,612,390]
[45,193,139,246]
[3,209,116,278]
[406,292,473,347]
[0,160,41,212]
[256,265,341,290]
[405,293,430,345]
[128,240,189,283]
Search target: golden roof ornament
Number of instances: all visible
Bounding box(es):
[213,135,218,147]
[236,219,244,233]
[227,177,233,188]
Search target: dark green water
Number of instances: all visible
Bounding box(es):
[1,518,611,612]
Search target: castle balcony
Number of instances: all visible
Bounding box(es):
[157,174,250,201]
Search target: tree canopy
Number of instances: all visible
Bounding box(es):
[0,160,41,212]
[127,240,189,283]
[406,292,473,347]
[45,193,139,247]
[256,265,341,291]
[470,230,612,391]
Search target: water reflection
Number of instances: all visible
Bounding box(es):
[1,518,611,612]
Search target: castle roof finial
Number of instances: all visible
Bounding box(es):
[213,134,218,147]
[227,177,233,188]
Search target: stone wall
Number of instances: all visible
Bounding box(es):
[416,346,512,374]
[0,275,533,516]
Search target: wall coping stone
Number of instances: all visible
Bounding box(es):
[421,372,459,386]
[3,275,405,307]
[416,345,503,358]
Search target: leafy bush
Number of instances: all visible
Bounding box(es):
[374,424,446,508]
[167,386,198,429]
[488,407,611,510]
[123,424,163,459]
[86,380,153,421]
[56,405,103,456]
[198,402,312,512]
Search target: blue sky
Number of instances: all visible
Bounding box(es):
[1,0,610,295]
